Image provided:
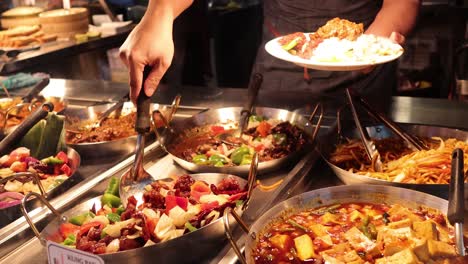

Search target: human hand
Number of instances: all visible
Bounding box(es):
[119,13,174,103]
[361,31,405,74]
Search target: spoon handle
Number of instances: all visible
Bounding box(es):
[448,148,465,256]
[135,66,152,134]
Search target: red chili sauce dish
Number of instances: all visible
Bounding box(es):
[253,202,466,264]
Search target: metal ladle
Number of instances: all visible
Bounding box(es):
[119,67,155,208]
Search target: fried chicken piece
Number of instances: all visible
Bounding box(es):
[316,17,364,41]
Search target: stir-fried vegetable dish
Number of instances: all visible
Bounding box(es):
[0,147,73,209]
[329,137,468,184]
[169,115,308,167]
[278,17,402,62]
[66,112,137,144]
[56,175,247,254]
[253,202,465,263]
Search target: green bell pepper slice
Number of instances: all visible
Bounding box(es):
[62,234,76,246]
[101,193,121,208]
[105,177,120,197]
[69,211,95,226]
[209,154,226,165]
[231,146,250,165]
[192,154,208,165]
[106,213,121,223]
[240,154,253,165]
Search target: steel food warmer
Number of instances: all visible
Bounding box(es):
[0,78,467,264]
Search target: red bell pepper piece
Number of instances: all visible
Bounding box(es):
[256,121,271,137]
[228,191,248,202]
[210,125,225,135]
[200,201,219,212]
[165,195,189,212]
[190,181,211,201]
[59,222,80,239]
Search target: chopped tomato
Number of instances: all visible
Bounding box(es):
[210,125,225,135]
[254,144,265,152]
[10,161,27,172]
[165,195,188,212]
[256,121,271,137]
[200,201,219,211]
[56,151,69,163]
[59,222,80,239]
[190,181,211,201]
[228,191,247,202]
[60,164,72,176]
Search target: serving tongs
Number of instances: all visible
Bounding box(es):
[218,73,263,146]
[448,148,466,256]
[345,89,383,172]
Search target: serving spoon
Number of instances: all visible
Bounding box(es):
[218,73,263,146]
[119,67,155,208]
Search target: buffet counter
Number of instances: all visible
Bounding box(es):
[0,79,467,263]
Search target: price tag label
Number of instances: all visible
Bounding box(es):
[46,241,105,264]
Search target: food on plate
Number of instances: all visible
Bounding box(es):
[0,25,56,48]
[56,175,248,254]
[277,17,402,62]
[253,202,463,263]
[0,147,73,209]
[329,137,468,184]
[169,115,308,167]
[65,112,137,144]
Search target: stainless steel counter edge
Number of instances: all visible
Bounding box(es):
[0,141,161,245]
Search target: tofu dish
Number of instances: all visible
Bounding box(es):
[253,202,465,263]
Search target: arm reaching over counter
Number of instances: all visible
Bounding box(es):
[119,0,193,103]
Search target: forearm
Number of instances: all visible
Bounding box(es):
[366,0,420,37]
[144,0,194,22]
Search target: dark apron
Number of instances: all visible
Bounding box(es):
[253,0,397,108]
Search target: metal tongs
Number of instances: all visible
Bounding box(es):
[448,148,465,256]
[344,88,429,172]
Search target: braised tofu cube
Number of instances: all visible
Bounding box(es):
[316,234,334,248]
[388,218,412,229]
[342,250,365,264]
[321,253,346,264]
[388,204,424,223]
[349,210,365,222]
[375,248,422,264]
[413,221,438,240]
[435,225,451,243]
[309,224,329,237]
[344,227,379,256]
[413,239,430,262]
[377,227,415,256]
[269,234,290,251]
[294,234,315,260]
[427,239,457,258]
[321,212,338,224]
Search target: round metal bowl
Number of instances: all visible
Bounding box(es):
[237,185,452,263]
[0,146,81,227]
[319,124,468,200]
[64,102,159,159]
[22,173,249,264]
[160,107,319,176]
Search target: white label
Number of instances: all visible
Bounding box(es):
[46,241,105,264]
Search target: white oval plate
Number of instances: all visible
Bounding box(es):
[265,34,404,71]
